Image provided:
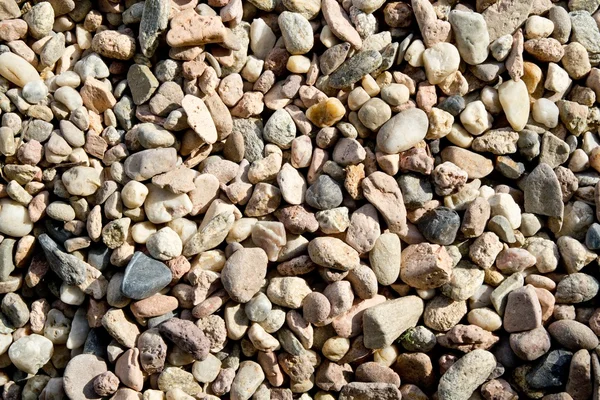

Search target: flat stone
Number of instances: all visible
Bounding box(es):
[548,320,599,350]
[322,0,362,49]
[329,51,382,89]
[182,94,218,145]
[124,148,178,181]
[121,252,172,300]
[63,354,108,400]
[127,64,159,105]
[449,10,489,65]
[363,296,424,349]
[482,0,535,42]
[441,146,494,179]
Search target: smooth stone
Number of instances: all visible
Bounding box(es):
[449,10,489,65]
[0,52,41,87]
[121,252,172,300]
[0,198,33,237]
[8,334,54,375]
[305,175,343,210]
[376,108,429,154]
[498,79,530,131]
[63,354,108,400]
[437,350,497,400]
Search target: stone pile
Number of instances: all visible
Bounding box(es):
[0,0,600,399]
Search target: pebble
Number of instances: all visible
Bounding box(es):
[121,251,172,300]
[438,349,497,400]
[377,108,428,154]
[329,51,382,89]
[278,12,314,55]
[23,2,54,39]
[423,43,461,85]
[0,52,41,87]
[363,296,423,349]
[63,354,108,400]
[548,320,599,350]
[449,10,489,65]
[159,318,210,360]
[221,247,268,303]
[498,79,530,131]
[8,334,53,374]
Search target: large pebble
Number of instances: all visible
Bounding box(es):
[8,334,53,375]
[377,108,429,154]
[437,349,497,400]
[221,248,268,303]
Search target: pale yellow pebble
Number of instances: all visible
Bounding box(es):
[348,87,371,111]
[467,308,503,331]
[321,336,350,362]
[0,52,41,87]
[287,55,311,73]
[320,25,340,48]
[131,221,157,244]
[191,249,226,272]
[362,74,380,96]
[446,123,473,148]
[373,344,399,367]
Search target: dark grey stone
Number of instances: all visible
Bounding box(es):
[586,223,600,250]
[44,219,73,245]
[397,174,433,209]
[305,175,343,210]
[518,129,540,160]
[320,42,351,76]
[121,251,172,300]
[526,349,573,389]
[88,245,112,271]
[38,234,87,285]
[417,207,460,246]
[437,95,465,117]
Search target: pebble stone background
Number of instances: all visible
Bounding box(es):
[3,0,600,399]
